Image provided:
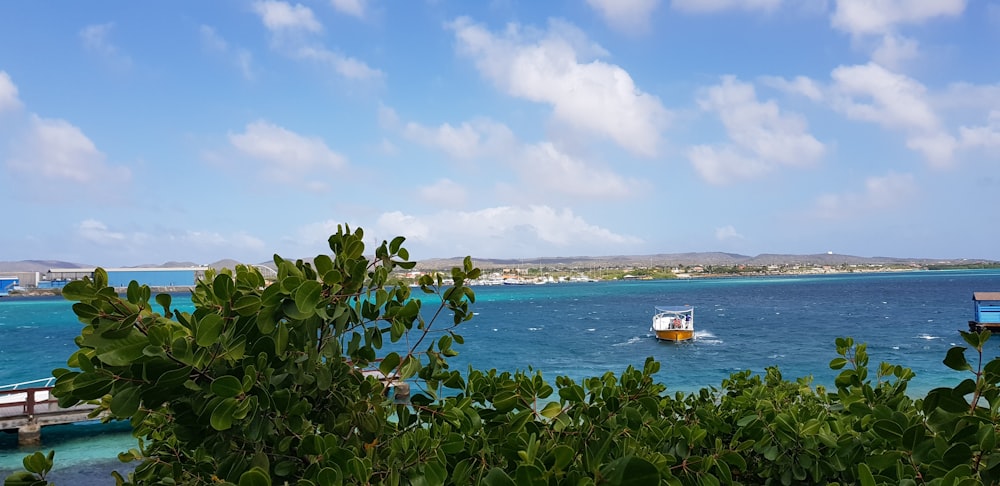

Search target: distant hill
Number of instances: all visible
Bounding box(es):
[414,253,993,270]
[0,253,993,274]
[0,260,93,273]
[205,259,281,272]
[117,261,203,269]
[207,259,245,271]
[150,261,201,268]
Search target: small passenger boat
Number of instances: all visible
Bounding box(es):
[651,306,694,342]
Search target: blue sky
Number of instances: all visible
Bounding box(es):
[1,0,998,266]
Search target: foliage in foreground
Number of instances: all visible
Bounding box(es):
[6,226,1000,485]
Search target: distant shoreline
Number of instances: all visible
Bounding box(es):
[3,267,997,301]
[1,286,197,299]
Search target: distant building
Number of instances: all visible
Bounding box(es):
[0,276,18,296]
[47,267,206,289]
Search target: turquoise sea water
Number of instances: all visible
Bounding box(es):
[3,269,1000,484]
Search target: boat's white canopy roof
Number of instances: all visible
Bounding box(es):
[655,306,692,313]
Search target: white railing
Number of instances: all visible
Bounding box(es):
[251,264,278,279]
[0,377,56,392]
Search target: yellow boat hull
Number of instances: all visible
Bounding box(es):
[654,329,695,342]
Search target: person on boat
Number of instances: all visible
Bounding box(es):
[672,317,682,329]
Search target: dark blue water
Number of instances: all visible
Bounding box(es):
[446,270,1000,395]
[3,270,999,483]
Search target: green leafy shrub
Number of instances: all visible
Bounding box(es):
[6,226,1000,485]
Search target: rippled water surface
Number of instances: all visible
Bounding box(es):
[3,269,1000,483]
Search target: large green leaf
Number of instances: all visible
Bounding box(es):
[313,255,334,277]
[72,302,100,320]
[295,280,323,314]
[110,386,142,417]
[210,397,239,431]
[212,375,244,398]
[540,401,562,419]
[379,352,401,377]
[549,445,575,471]
[858,461,876,486]
[943,443,973,468]
[233,295,262,316]
[315,467,341,486]
[275,323,289,355]
[61,279,95,301]
[481,468,515,486]
[196,314,224,347]
[925,387,971,414]
[872,419,904,440]
[600,456,660,486]
[213,274,235,301]
[238,467,271,486]
[21,451,53,475]
[95,332,149,366]
[944,347,972,371]
[155,293,172,314]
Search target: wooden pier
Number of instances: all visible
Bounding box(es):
[0,370,406,447]
[0,379,104,446]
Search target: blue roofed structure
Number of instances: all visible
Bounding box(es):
[46,267,206,290]
[969,292,1000,332]
[0,276,18,296]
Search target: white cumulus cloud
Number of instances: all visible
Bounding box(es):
[830,63,937,131]
[371,205,642,258]
[293,46,383,80]
[831,0,966,36]
[688,146,770,185]
[292,207,642,259]
[377,104,401,129]
[586,0,660,33]
[830,62,956,166]
[671,0,786,14]
[179,230,267,252]
[80,23,132,69]
[768,65,1000,167]
[0,71,22,113]
[330,0,369,18]
[418,179,469,207]
[400,112,641,200]
[6,115,131,184]
[760,75,825,101]
[77,219,126,245]
[812,172,917,219]
[200,25,255,80]
[75,220,267,261]
[937,82,1000,111]
[448,17,669,157]
[689,76,824,184]
[228,120,346,189]
[403,118,516,160]
[871,33,920,70]
[715,225,745,241]
[252,1,322,33]
[959,110,1000,152]
[516,142,639,198]
[252,0,382,81]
